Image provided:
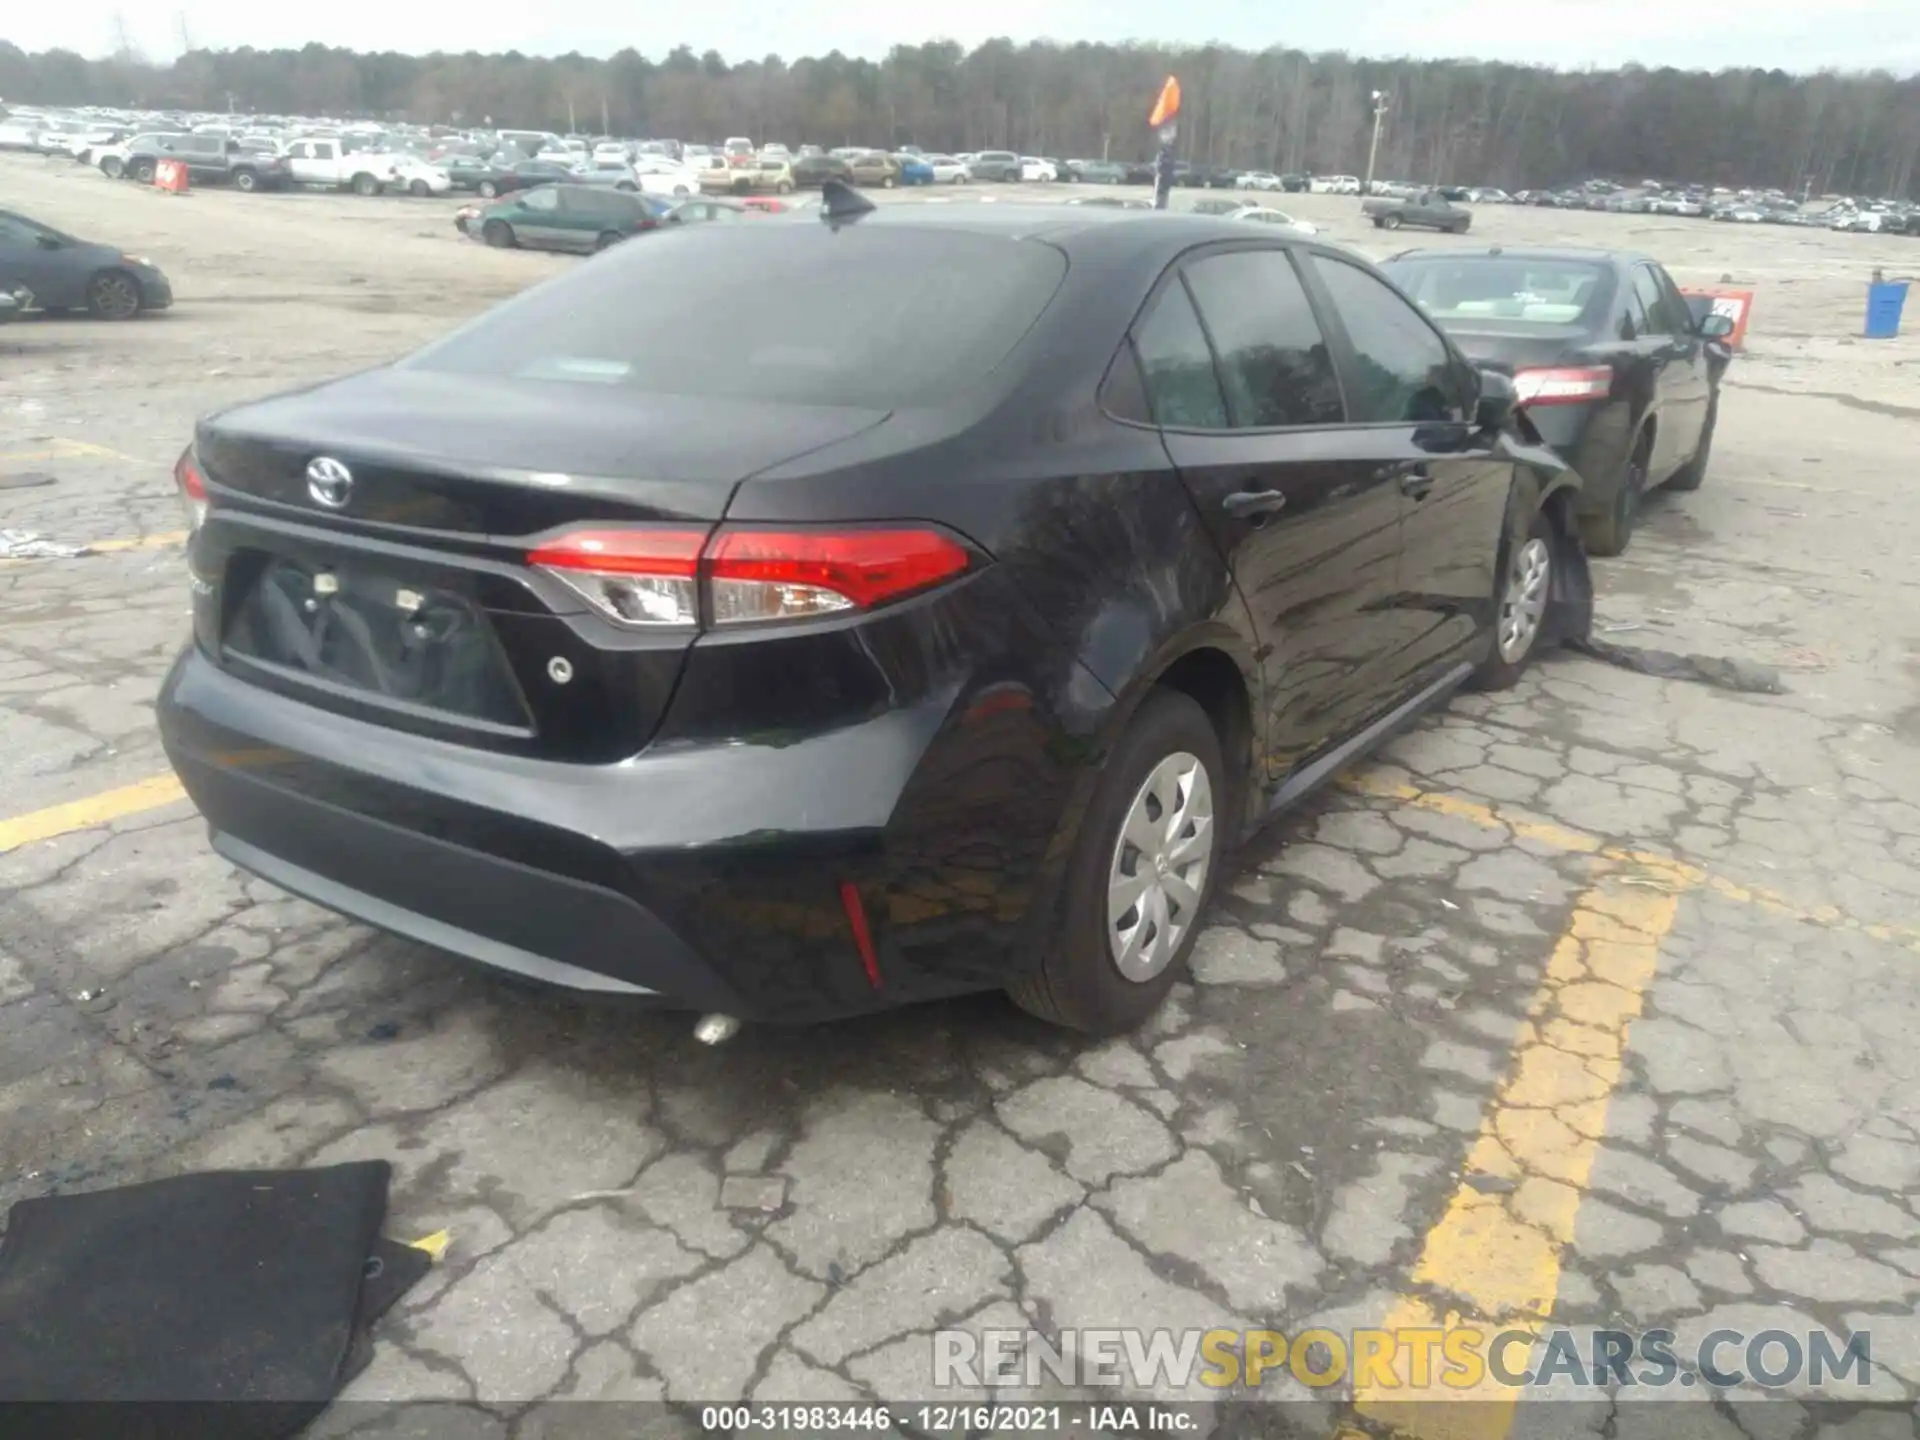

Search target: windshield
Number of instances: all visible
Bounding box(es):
[1382,256,1612,328]
[404,225,1068,408]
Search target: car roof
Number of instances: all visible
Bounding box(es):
[818,200,1340,261]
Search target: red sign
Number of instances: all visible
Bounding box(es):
[1681,286,1754,350]
[154,158,189,193]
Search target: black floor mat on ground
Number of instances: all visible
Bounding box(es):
[0,1160,426,1440]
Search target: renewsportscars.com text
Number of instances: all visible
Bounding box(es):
[933,1327,1874,1391]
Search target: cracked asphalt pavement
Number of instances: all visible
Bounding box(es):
[4,155,1920,1437]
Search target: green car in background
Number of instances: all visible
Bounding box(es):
[454,184,674,254]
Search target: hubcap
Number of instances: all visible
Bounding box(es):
[1497,538,1552,662]
[1107,751,1215,982]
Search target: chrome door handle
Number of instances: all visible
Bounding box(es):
[1222,488,1287,518]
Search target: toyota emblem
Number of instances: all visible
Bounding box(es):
[305,456,353,509]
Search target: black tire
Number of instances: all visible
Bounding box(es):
[482,220,514,249]
[477,179,498,198]
[1471,509,1556,691]
[131,159,157,184]
[594,231,622,252]
[1007,689,1225,1034]
[101,156,124,179]
[86,269,142,321]
[232,169,259,192]
[1583,428,1651,557]
[1381,213,1403,230]
[409,179,430,197]
[351,172,380,197]
[1666,397,1715,492]
[1371,217,1386,228]
[882,175,895,189]
[777,180,793,195]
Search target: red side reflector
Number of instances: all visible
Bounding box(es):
[526,528,707,576]
[705,528,971,609]
[174,447,210,532]
[838,880,882,989]
[1512,365,1613,405]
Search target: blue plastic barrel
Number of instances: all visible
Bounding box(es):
[1865,279,1908,339]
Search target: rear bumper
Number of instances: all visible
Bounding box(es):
[158,642,1081,1022]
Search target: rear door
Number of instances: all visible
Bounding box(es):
[1145,244,1407,777]
[1303,250,1512,693]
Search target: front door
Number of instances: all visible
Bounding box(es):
[1642,264,1712,471]
[513,186,569,249]
[0,213,77,309]
[1303,250,1514,692]
[1142,245,1407,778]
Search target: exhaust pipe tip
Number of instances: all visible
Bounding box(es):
[693,1013,740,1046]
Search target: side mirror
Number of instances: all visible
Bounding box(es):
[1474,368,1517,431]
[1698,312,1735,339]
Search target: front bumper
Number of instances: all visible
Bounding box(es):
[138,271,174,310]
[158,640,1082,1022]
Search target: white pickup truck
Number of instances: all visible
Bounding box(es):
[279,138,451,196]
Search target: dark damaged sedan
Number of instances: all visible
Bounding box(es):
[1380,247,1733,555]
[158,198,1591,1035]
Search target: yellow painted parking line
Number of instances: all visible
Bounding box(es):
[1353,867,1686,1439]
[0,530,187,569]
[0,774,189,854]
[1340,771,1920,954]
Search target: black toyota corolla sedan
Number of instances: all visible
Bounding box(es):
[157,196,1590,1035]
[1378,246,1734,556]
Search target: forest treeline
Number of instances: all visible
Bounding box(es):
[3,38,1917,194]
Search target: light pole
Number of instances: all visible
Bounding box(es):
[1363,89,1388,196]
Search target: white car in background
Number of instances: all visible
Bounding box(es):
[593,141,632,163]
[922,155,968,183]
[632,156,703,198]
[1019,156,1058,182]
[1229,205,1319,235]
[1236,171,1282,191]
[1309,174,1362,194]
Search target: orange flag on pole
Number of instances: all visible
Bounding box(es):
[1148,76,1181,128]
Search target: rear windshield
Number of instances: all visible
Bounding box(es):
[1381,256,1612,328]
[404,226,1068,408]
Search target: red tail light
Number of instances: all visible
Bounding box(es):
[527,525,973,629]
[174,447,209,533]
[1512,365,1613,405]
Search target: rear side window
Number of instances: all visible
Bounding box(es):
[405,227,1069,409]
[1312,255,1465,424]
[1182,250,1344,428]
[1129,283,1228,429]
[1631,267,1675,335]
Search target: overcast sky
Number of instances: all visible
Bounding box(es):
[14,0,1918,76]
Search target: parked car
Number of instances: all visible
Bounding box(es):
[667,199,751,225]
[125,133,291,191]
[791,153,854,187]
[475,158,577,199]
[456,185,673,253]
[158,204,1585,1037]
[1020,157,1059,182]
[1382,245,1732,556]
[967,151,1023,182]
[1073,161,1129,185]
[280,138,450,196]
[894,155,936,186]
[847,152,903,188]
[631,159,704,199]
[0,208,174,320]
[1063,196,1153,210]
[438,154,497,191]
[1227,206,1319,236]
[1363,191,1472,233]
[920,155,969,184]
[1236,171,1282,191]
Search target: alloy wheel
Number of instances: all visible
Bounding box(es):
[88,272,140,320]
[1497,537,1552,662]
[1106,751,1214,982]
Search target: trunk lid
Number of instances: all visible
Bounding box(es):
[1438,323,1598,376]
[192,368,889,760]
